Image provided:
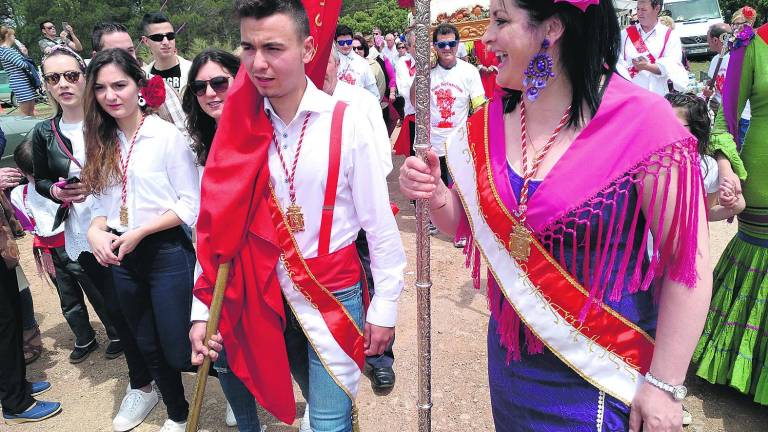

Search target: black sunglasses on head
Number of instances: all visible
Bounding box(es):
[147,32,176,42]
[189,76,231,97]
[43,71,81,86]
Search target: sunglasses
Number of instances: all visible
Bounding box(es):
[189,76,231,97]
[44,25,56,30]
[147,32,176,42]
[353,46,364,51]
[337,39,353,46]
[43,71,81,86]
[434,40,458,49]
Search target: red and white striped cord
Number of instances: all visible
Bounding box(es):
[272,112,312,203]
[119,114,147,211]
[518,101,571,220]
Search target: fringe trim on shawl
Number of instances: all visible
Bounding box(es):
[457,138,703,363]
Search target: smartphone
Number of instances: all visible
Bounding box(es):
[54,176,80,188]
[62,22,70,37]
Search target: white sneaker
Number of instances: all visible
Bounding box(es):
[112,386,159,431]
[159,419,187,432]
[299,405,311,432]
[225,401,237,427]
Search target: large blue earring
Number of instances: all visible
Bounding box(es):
[523,39,555,102]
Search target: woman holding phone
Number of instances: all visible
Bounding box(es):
[31,46,164,431]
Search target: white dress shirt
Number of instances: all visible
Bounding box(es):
[338,52,380,100]
[619,22,689,96]
[331,80,393,176]
[430,59,485,157]
[92,115,199,232]
[395,54,416,116]
[192,78,405,327]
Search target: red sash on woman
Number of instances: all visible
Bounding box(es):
[447,107,655,405]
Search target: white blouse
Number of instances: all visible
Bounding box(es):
[92,115,200,231]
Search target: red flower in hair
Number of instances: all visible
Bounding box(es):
[397,0,414,8]
[142,75,166,109]
[742,6,756,21]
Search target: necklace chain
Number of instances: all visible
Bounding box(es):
[518,102,571,222]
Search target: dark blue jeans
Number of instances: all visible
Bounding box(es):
[214,348,261,431]
[109,227,194,422]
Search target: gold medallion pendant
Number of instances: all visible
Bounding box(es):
[508,223,531,262]
[120,205,129,226]
[286,202,305,232]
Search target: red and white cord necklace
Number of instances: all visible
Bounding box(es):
[118,114,146,227]
[517,101,571,223]
[272,111,312,232]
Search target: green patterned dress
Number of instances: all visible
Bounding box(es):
[694,24,768,404]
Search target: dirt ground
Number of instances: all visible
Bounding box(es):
[9,155,768,432]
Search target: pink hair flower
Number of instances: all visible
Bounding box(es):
[554,0,601,12]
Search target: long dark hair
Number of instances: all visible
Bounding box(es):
[82,48,149,194]
[182,49,240,166]
[500,0,620,127]
[664,93,711,154]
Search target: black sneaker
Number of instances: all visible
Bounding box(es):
[69,340,99,364]
[105,340,124,359]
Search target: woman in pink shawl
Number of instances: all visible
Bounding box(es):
[399,0,712,430]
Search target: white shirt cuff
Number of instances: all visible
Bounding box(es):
[191,295,210,322]
[366,296,398,328]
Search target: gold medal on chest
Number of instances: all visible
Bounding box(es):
[286,202,305,232]
[508,223,531,262]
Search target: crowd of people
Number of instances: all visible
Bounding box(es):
[0,0,765,431]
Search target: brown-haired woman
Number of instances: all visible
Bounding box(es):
[83,48,199,432]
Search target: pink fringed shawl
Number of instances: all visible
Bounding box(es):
[456,76,704,362]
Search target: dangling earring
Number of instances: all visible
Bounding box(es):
[523,39,555,102]
[137,92,146,107]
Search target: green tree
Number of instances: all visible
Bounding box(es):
[338,0,408,35]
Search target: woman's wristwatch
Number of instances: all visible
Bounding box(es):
[644,372,687,401]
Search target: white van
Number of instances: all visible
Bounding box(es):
[664,0,724,57]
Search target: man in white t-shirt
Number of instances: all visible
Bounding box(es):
[703,23,732,105]
[431,24,486,247]
[335,24,380,99]
[430,24,486,180]
[618,0,688,95]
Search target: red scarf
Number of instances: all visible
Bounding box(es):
[193,1,342,424]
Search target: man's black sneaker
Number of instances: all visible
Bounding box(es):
[69,340,98,364]
[105,340,124,359]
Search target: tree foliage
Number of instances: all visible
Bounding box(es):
[718,0,768,23]
[338,0,409,35]
[1,0,411,63]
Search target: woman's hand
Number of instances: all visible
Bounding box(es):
[51,178,89,203]
[0,167,24,190]
[398,150,441,200]
[112,228,147,261]
[190,321,223,365]
[87,227,120,267]
[629,381,683,432]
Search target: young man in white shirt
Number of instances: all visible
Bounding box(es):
[190,1,405,430]
[335,24,380,100]
[618,0,688,96]
[140,13,192,94]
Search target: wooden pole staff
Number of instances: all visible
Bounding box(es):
[186,262,231,432]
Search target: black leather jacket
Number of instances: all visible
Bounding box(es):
[31,115,76,203]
